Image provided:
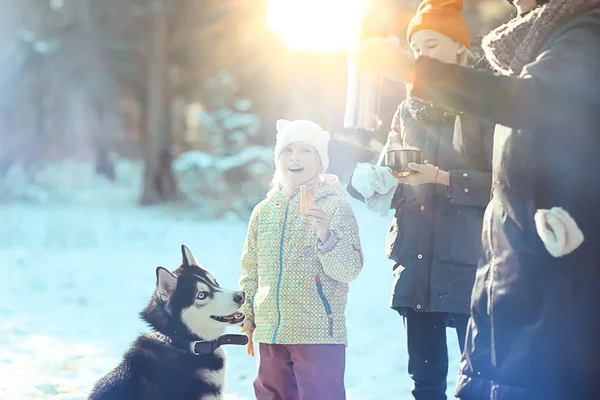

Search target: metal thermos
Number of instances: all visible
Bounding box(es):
[343,58,382,132]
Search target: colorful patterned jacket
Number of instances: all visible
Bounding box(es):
[239,175,363,345]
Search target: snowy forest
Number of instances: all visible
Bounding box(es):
[0,0,511,218]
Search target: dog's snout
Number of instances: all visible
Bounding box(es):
[233,291,245,305]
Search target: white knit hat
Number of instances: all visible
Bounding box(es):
[274,119,330,171]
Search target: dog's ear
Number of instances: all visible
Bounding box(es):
[181,245,198,268]
[156,267,177,301]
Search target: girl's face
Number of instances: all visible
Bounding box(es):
[410,29,465,64]
[278,142,321,186]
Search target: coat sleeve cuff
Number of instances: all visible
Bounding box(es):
[317,231,338,253]
[240,302,254,321]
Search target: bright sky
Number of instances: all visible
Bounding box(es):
[265,0,370,53]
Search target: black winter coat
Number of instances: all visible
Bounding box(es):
[412,13,600,400]
[348,103,493,315]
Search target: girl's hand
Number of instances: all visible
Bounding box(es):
[241,318,255,333]
[350,38,415,82]
[394,163,449,186]
[304,207,332,243]
[240,319,255,357]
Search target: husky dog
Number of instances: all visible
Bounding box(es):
[89,245,248,400]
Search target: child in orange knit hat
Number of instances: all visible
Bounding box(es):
[407,0,470,47]
[395,1,489,399]
[406,0,472,65]
[348,1,494,399]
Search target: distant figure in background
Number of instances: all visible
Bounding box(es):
[348,1,493,399]
[239,119,363,400]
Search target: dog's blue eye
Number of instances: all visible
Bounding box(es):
[197,292,208,300]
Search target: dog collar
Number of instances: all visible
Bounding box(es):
[150,331,249,355]
[186,334,249,356]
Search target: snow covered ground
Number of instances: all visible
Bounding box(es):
[0,178,462,399]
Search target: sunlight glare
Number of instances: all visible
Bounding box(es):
[266,0,370,53]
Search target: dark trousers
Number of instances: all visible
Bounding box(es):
[398,309,469,400]
[254,343,346,400]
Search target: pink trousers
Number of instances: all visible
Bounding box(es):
[254,343,346,400]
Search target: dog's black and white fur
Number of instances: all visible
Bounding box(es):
[89,245,246,400]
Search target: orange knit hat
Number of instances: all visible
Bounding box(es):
[406,0,470,48]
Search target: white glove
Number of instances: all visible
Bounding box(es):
[534,207,584,258]
[351,163,398,199]
[351,163,399,217]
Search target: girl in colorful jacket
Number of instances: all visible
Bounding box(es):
[239,119,363,400]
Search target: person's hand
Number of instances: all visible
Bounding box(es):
[241,318,255,333]
[349,38,415,82]
[304,207,331,243]
[394,163,448,186]
[240,319,255,357]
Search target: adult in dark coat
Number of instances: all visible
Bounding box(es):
[351,0,600,398]
[348,1,493,398]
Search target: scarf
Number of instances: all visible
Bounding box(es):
[483,0,600,76]
[404,94,483,156]
[406,95,456,123]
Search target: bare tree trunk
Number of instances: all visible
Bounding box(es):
[0,0,23,173]
[77,0,116,180]
[93,101,116,179]
[18,57,48,179]
[139,0,178,205]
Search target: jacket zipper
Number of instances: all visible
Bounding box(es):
[315,275,334,336]
[272,202,290,344]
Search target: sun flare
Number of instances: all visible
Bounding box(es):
[265,0,369,53]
